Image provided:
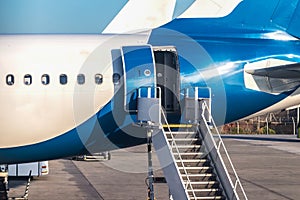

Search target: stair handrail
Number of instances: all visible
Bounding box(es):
[160,110,196,199]
[200,100,248,200]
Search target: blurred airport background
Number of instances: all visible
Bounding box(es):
[221,107,300,135]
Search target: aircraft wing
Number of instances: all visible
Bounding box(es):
[246,63,300,79]
[244,59,300,94]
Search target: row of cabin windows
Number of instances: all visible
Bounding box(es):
[5,74,105,86]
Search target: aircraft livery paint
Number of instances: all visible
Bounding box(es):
[1,0,300,164]
[0,33,153,163]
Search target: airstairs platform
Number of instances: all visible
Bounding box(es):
[136,87,248,200]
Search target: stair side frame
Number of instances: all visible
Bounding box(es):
[161,111,197,199]
[152,126,191,200]
[137,86,190,200]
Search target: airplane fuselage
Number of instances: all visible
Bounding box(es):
[1,24,300,163]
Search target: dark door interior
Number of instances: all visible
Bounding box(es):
[154,49,180,112]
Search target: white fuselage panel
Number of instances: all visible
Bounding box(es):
[0,33,151,148]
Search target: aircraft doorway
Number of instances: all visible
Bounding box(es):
[153,47,180,113]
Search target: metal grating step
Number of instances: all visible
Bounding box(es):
[173,152,207,160]
[165,131,196,135]
[176,159,208,163]
[189,196,225,200]
[179,166,212,170]
[172,145,201,149]
[181,174,217,182]
[166,132,197,137]
[184,181,218,185]
[176,159,210,167]
[179,166,213,174]
[162,124,193,129]
[181,173,217,181]
[171,145,202,153]
[187,188,223,196]
[173,152,204,155]
[168,138,202,146]
[165,132,198,139]
[184,181,220,189]
[168,138,199,142]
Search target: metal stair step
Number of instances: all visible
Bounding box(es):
[165,132,198,139]
[179,166,213,174]
[177,161,210,168]
[173,152,206,160]
[189,196,224,200]
[184,181,218,185]
[176,159,209,166]
[187,188,223,196]
[184,181,220,189]
[172,150,202,154]
[165,134,197,138]
[176,159,208,163]
[171,145,202,153]
[181,174,217,181]
[172,145,201,149]
[168,138,202,145]
[168,138,199,142]
[181,173,214,177]
[179,166,211,170]
[162,124,193,129]
[187,188,222,192]
[173,152,204,156]
[165,131,195,134]
[167,135,198,140]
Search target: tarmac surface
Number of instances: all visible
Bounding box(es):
[7,135,300,200]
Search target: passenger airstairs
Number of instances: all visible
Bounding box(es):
[162,123,225,200]
[137,87,247,200]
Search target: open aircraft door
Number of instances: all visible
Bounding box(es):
[121,45,157,112]
[120,45,180,115]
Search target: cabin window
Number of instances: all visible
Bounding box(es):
[24,74,32,85]
[60,74,68,85]
[41,74,50,85]
[6,74,14,86]
[95,74,103,85]
[113,73,120,84]
[77,74,85,85]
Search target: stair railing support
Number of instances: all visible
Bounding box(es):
[147,128,155,200]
